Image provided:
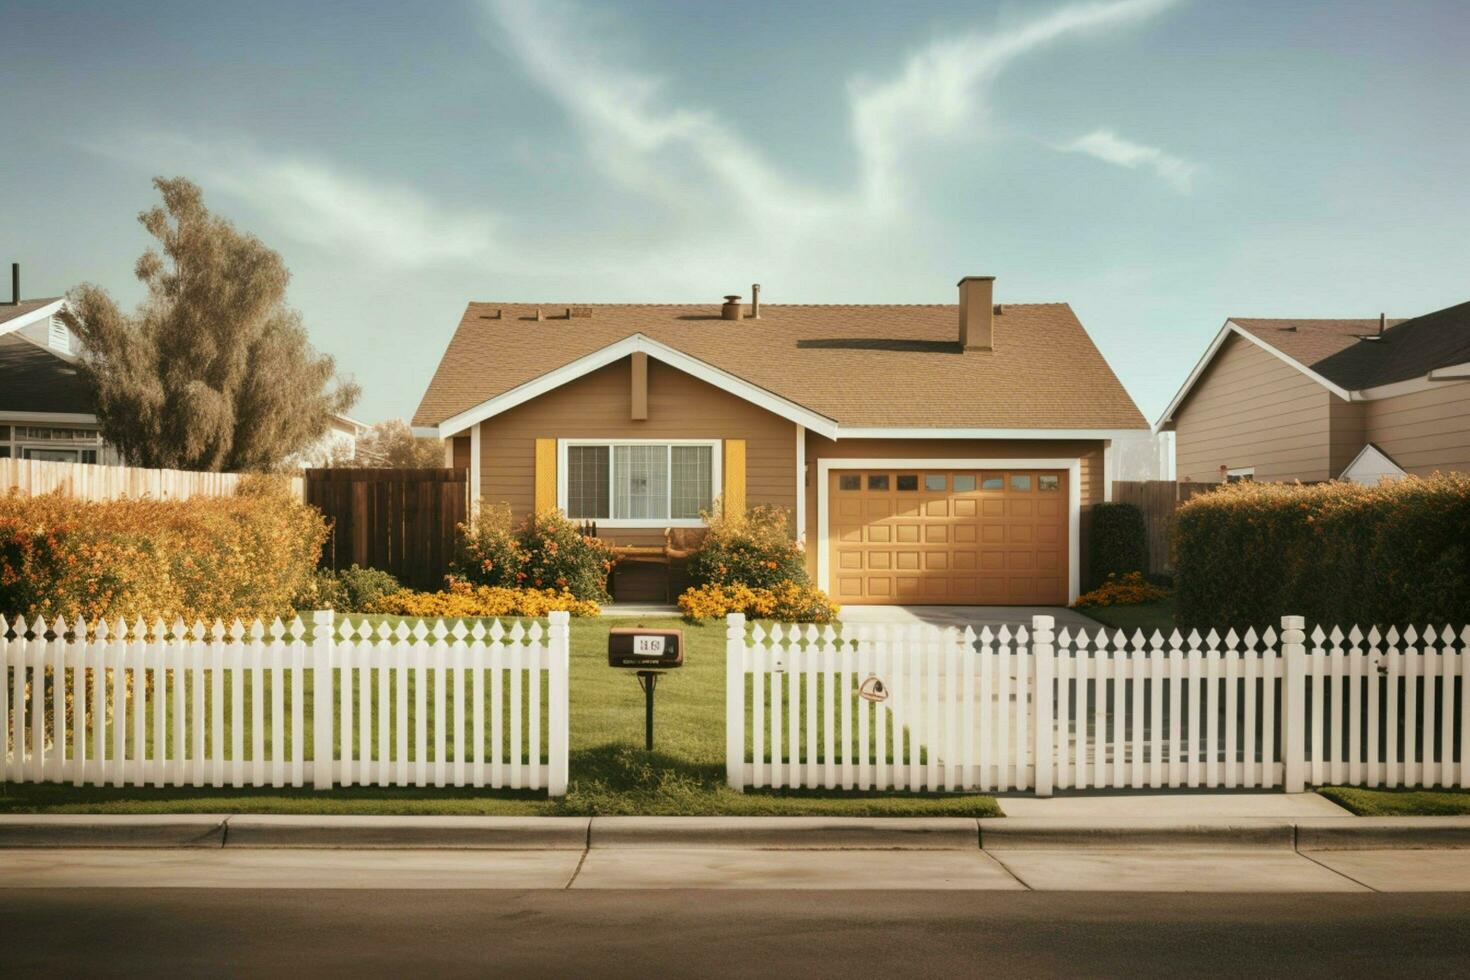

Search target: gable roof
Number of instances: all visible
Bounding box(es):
[413,301,1147,435]
[0,332,93,415]
[1157,299,1470,430]
[0,297,64,334]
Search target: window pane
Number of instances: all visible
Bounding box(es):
[566,446,610,519]
[1038,474,1059,492]
[839,474,860,491]
[867,474,889,491]
[896,474,918,491]
[924,474,947,491]
[953,474,976,492]
[981,474,1003,490]
[670,445,713,519]
[1010,474,1032,492]
[614,445,669,520]
[0,446,10,458]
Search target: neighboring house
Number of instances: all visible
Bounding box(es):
[289,413,369,467]
[411,276,1148,605]
[0,265,116,464]
[1155,299,1470,484]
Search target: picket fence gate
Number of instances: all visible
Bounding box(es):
[2,611,570,795]
[725,613,1470,796]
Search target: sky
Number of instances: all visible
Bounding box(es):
[3,0,1468,425]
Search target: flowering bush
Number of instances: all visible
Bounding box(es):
[686,503,807,589]
[1173,474,1470,628]
[451,505,615,602]
[368,581,600,618]
[296,564,401,613]
[1072,572,1170,608]
[678,582,839,624]
[0,485,326,625]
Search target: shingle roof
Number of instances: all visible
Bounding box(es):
[412,302,1147,431]
[0,333,92,414]
[1230,300,1470,391]
[0,297,63,329]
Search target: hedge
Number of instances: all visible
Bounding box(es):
[1088,502,1148,589]
[0,477,327,625]
[1172,475,1470,629]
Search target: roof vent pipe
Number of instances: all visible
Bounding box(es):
[721,295,743,320]
[751,284,761,319]
[6,263,16,306]
[1378,312,1386,337]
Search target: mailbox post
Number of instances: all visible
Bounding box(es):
[608,627,683,751]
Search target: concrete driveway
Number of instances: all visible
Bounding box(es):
[838,605,1098,633]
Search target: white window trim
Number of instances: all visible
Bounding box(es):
[556,438,721,528]
[816,457,1082,604]
[1226,467,1255,482]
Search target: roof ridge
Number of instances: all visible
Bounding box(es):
[464,300,1068,308]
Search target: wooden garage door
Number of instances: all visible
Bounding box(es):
[829,468,1068,605]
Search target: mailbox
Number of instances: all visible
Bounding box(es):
[608,627,684,669]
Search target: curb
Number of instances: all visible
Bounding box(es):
[1295,817,1470,851]
[0,814,228,848]
[224,815,590,850]
[980,818,1297,851]
[589,816,981,850]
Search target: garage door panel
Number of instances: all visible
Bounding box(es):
[828,468,1068,606]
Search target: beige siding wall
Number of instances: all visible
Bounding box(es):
[469,357,796,545]
[1365,380,1470,476]
[1173,333,1334,482]
[1329,396,1367,478]
[801,435,1107,584]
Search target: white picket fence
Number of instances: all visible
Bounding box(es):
[1,611,570,795]
[726,614,1470,796]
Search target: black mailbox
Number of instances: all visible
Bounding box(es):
[608,627,684,669]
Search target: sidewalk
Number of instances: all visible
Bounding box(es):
[2,812,1469,892]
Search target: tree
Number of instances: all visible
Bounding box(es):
[62,177,360,472]
[345,419,445,468]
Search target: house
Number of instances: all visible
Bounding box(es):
[0,264,116,464]
[411,276,1147,605]
[1155,299,1470,484]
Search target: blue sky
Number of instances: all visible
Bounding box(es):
[3,0,1467,424]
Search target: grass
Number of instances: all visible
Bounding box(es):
[1,615,1000,817]
[1318,785,1470,817]
[1073,598,1178,635]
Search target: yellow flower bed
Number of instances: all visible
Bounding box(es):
[368,581,600,618]
[1072,571,1170,608]
[677,582,839,624]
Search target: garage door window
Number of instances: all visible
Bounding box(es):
[1009,474,1032,492]
[924,474,947,491]
[867,475,889,491]
[981,474,1004,491]
[1039,474,1059,491]
[896,474,918,491]
[953,475,976,492]
[839,474,861,491]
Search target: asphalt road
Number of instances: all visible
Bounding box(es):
[2,889,1469,977]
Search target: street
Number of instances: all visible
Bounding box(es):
[2,888,1469,977]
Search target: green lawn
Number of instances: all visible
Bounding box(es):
[1074,598,1178,636]
[1318,785,1470,817]
[1,615,999,817]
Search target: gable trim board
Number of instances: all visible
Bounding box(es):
[815,457,1082,604]
[0,299,65,338]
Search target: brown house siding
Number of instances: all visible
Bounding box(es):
[1365,380,1470,476]
[469,357,796,545]
[1173,333,1334,482]
[1328,396,1367,478]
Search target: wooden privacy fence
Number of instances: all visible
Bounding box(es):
[726,614,1470,796]
[0,458,301,501]
[305,468,467,590]
[1110,480,1212,574]
[2,611,570,795]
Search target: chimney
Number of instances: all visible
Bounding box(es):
[721,294,743,321]
[957,275,995,351]
[751,283,761,319]
[6,263,16,306]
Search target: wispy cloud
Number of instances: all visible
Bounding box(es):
[1063,128,1197,192]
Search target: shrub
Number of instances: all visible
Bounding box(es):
[451,506,615,602]
[1073,571,1170,609]
[368,581,600,618]
[678,582,839,624]
[297,564,400,613]
[686,503,806,589]
[0,486,327,625]
[1088,502,1148,589]
[1172,475,1470,629]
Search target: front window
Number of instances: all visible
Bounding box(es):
[563,441,717,524]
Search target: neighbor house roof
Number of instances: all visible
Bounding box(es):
[0,332,92,415]
[413,302,1147,434]
[1157,299,1470,429]
[0,297,64,332]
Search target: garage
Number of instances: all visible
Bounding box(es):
[827,467,1069,606]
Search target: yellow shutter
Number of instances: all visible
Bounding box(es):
[534,438,558,514]
[723,439,746,518]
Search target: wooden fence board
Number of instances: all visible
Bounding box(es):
[1,458,301,501]
[306,468,467,590]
